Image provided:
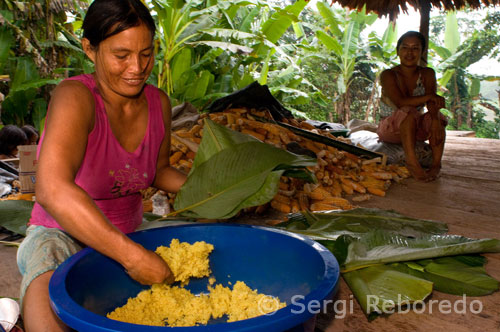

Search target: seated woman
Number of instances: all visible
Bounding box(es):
[377,31,448,182]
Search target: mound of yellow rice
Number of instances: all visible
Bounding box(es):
[106,239,286,327]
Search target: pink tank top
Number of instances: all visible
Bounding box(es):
[30,74,165,233]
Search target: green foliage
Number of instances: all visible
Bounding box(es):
[0,0,91,130]
[1,1,499,139]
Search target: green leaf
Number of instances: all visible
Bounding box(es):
[444,11,460,54]
[261,0,307,44]
[0,27,15,70]
[315,30,342,57]
[184,70,213,101]
[279,208,448,241]
[397,256,499,296]
[171,47,192,85]
[341,231,500,272]
[316,1,342,36]
[0,200,34,236]
[192,119,256,170]
[173,119,316,219]
[343,264,433,318]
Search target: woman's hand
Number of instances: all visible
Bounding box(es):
[427,94,445,113]
[123,244,175,285]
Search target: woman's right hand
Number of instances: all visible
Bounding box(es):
[123,244,175,285]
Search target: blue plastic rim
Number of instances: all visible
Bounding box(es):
[49,223,340,332]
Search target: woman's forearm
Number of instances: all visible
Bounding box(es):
[35,179,143,269]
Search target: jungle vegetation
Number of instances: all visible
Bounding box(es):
[1,0,499,138]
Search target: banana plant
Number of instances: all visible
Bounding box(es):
[152,0,311,108]
[314,3,377,123]
[429,11,500,130]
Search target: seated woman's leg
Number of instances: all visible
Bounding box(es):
[399,111,431,181]
[23,271,71,332]
[17,226,82,332]
[421,110,447,179]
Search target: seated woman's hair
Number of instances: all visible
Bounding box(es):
[397,31,427,52]
[0,125,28,156]
[82,0,156,48]
[22,124,39,145]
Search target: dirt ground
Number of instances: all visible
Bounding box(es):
[1,134,499,331]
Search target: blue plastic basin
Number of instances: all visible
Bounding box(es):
[49,223,339,331]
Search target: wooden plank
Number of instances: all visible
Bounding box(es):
[318,135,500,331]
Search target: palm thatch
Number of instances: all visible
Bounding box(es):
[329,0,500,18]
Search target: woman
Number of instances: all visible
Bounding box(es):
[0,125,28,159]
[17,0,187,330]
[377,31,447,182]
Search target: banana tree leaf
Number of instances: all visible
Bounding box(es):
[343,264,433,320]
[191,118,256,170]
[173,140,316,219]
[394,255,499,296]
[340,231,500,272]
[0,200,34,236]
[278,208,448,240]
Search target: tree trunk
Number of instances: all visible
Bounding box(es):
[365,76,379,121]
[453,75,461,128]
[466,102,473,128]
[344,90,351,124]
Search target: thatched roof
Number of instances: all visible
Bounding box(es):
[329,0,500,18]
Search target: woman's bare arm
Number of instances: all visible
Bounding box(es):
[380,68,434,108]
[152,91,187,193]
[36,81,172,284]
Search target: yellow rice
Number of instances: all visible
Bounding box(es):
[106,239,286,327]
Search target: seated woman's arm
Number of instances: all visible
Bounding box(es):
[36,81,172,285]
[380,68,440,109]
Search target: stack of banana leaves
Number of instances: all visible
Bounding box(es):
[279,209,500,319]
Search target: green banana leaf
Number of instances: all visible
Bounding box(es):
[343,264,433,320]
[339,231,500,272]
[394,255,499,296]
[279,208,448,240]
[0,200,34,236]
[192,119,256,170]
[173,120,316,219]
[279,209,500,319]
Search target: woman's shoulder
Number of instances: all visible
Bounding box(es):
[52,77,94,102]
[419,66,436,76]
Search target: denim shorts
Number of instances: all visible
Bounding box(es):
[17,225,83,308]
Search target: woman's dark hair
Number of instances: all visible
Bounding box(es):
[0,125,28,156]
[22,125,39,144]
[397,31,426,52]
[82,0,156,48]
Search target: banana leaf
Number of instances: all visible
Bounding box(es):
[342,264,433,320]
[192,118,256,170]
[339,231,500,272]
[393,255,499,296]
[0,200,33,236]
[279,208,448,240]
[173,120,316,219]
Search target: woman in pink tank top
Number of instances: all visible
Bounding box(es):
[18,1,187,330]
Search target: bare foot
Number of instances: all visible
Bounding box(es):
[426,165,441,181]
[406,163,431,182]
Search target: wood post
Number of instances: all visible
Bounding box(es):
[419,0,431,65]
